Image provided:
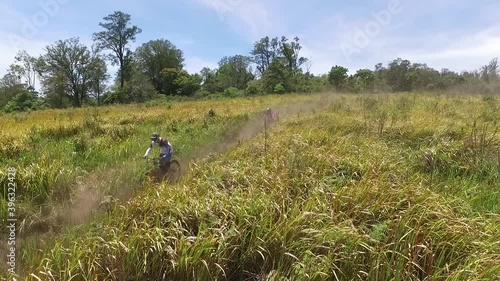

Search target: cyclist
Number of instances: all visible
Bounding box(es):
[265,107,278,121]
[143,132,173,168]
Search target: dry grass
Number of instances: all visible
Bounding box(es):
[2,92,500,280]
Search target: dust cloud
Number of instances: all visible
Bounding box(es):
[17,92,338,239]
[193,92,338,159]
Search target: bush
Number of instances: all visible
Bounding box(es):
[245,80,264,95]
[223,87,244,97]
[144,95,170,107]
[101,91,120,105]
[2,92,48,113]
[273,83,286,94]
[3,100,20,113]
[194,89,212,98]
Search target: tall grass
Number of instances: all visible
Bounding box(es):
[5,92,498,280]
[0,93,324,275]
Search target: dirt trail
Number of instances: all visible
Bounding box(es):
[66,93,338,224]
[18,93,338,237]
[193,93,338,159]
[2,93,339,278]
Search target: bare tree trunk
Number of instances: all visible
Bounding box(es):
[119,58,125,103]
[97,78,101,106]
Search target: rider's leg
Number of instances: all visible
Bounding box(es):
[159,153,167,167]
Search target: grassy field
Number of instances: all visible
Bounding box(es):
[1,92,500,280]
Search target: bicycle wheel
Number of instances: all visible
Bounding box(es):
[164,160,181,183]
[149,167,163,183]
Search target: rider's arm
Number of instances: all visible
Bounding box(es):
[143,141,157,158]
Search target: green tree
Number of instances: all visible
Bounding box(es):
[135,39,184,94]
[480,58,499,83]
[262,59,293,93]
[434,69,463,91]
[405,63,440,91]
[42,71,71,108]
[121,72,158,103]
[250,36,280,76]
[176,72,202,96]
[0,69,46,112]
[216,55,254,90]
[199,67,221,94]
[0,73,25,108]
[38,38,95,107]
[344,75,361,93]
[250,35,307,94]
[87,49,109,106]
[160,68,201,96]
[93,11,142,98]
[3,90,46,113]
[245,79,264,95]
[9,50,39,91]
[116,50,135,86]
[279,36,308,76]
[328,65,349,90]
[386,58,412,91]
[160,68,182,95]
[354,69,376,92]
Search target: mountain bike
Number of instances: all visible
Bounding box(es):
[147,157,181,183]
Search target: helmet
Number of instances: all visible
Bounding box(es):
[150,132,159,141]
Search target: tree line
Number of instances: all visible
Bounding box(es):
[1,10,499,112]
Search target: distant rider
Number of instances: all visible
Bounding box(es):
[143,132,173,167]
[265,107,278,121]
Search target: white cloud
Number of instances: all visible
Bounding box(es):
[195,0,284,42]
[184,57,218,74]
[300,25,500,76]
[0,30,95,67]
[192,0,500,76]
[0,31,50,74]
[377,24,500,73]
[2,0,499,84]
[0,0,81,78]
[0,1,20,29]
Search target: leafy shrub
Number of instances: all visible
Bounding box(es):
[144,95,170,107]
[273,83,286,94]
[224,87,244,97]
[245,80,263,95]
[2,92,48,113]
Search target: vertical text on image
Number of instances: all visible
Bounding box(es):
[6,167,17,274]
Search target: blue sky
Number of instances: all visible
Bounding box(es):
[1,0,500,81]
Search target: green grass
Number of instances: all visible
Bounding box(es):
[1,94,313,226]
[2,92,500,280]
